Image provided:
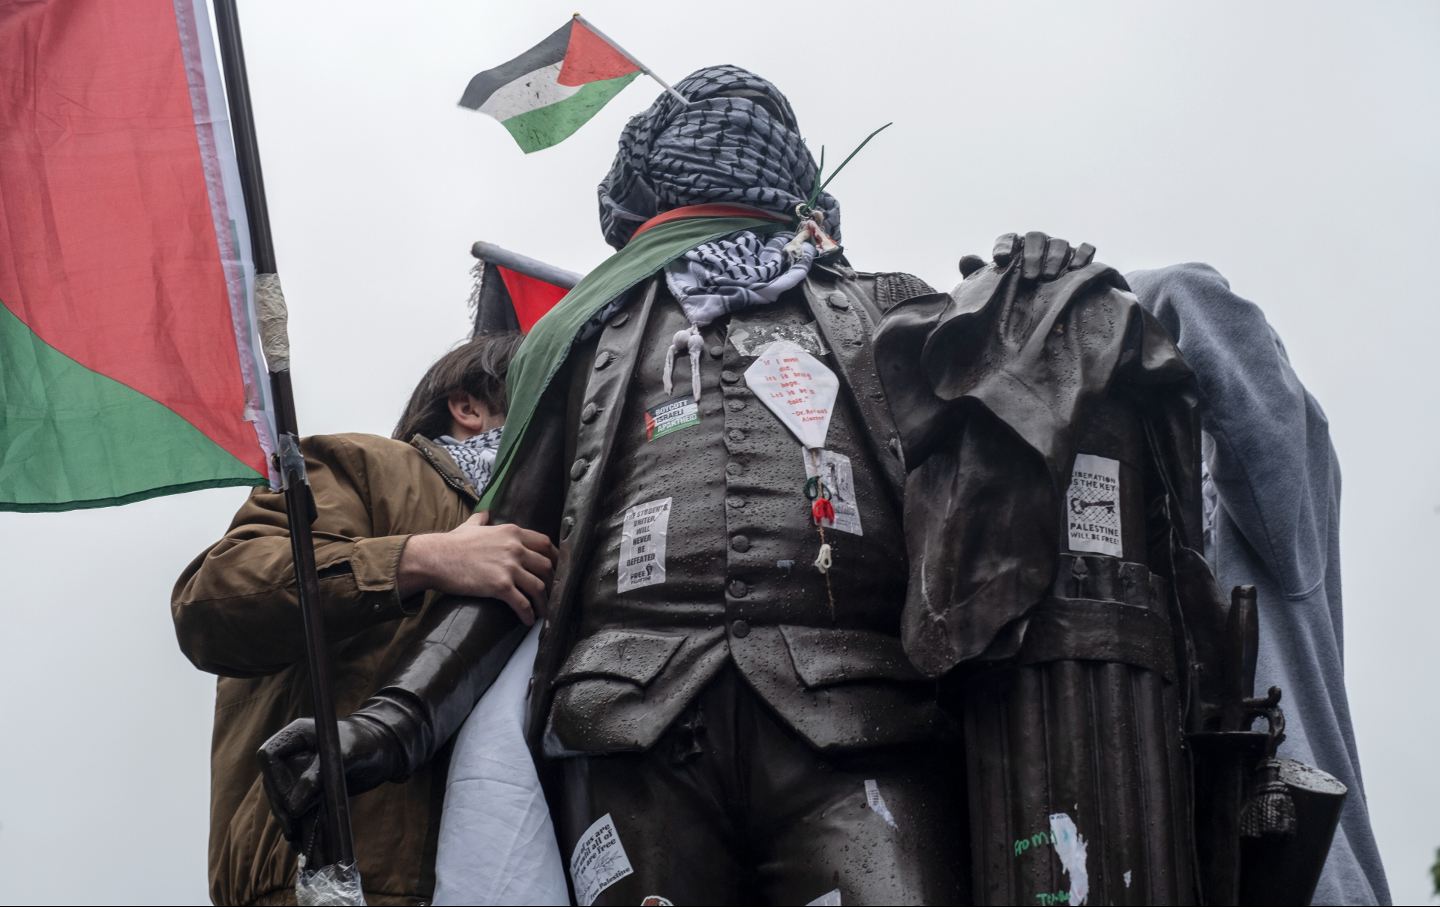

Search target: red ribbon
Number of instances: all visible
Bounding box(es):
[627,204,790,244]
[812,498,836,526]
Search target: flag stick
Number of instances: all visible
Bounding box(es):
[212,0,358,872]
[470,241,582,290]
[573,14,688,104]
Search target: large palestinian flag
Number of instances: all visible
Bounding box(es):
[0,0,276,511]
[459,17,642,153]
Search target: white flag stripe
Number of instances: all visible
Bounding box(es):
[478,61,581,119]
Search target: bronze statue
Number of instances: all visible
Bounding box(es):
[256,68,1348,906]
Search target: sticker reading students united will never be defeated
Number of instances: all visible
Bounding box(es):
[618,497,672,594]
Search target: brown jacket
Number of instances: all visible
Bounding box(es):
[172,433,476,906]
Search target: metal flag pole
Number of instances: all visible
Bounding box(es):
[573,13,689,104]
[470,241,582,290]
[211,0,358,876]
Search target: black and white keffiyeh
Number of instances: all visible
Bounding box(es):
[597,65,841,251]
[664,229,816,327]
[438,427,504,495]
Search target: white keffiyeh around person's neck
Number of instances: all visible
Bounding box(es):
[437,426,503,495]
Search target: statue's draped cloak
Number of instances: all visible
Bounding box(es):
[875,261,1228,684]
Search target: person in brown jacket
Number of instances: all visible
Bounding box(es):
[172,334,556,906]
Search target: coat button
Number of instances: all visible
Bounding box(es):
[708,344,724,359]
[560,515,575,540]
[721,369,740,384]
[826,292,851,310]
[730,618,751,637]
[727,496,746,509]
[594,350,615,370]
[728,581,749,599]
[608,311,630,328]
[581,402,599,423]
[570,458,588,480]
[726,399,745,412]
[730,534,750,552]
[727,429,746,443]
[726,462,744,477]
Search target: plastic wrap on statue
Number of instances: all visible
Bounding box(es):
[874,252,1334,906]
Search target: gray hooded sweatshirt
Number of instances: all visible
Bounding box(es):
[1128,262,1390,906]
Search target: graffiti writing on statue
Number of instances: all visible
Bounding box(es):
[1013,825,1075,857]
[1035,891,1071,906]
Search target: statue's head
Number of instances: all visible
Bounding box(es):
[597,65,840,249]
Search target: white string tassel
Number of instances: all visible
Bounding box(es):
[664,326,703,401]
[814,542,833,574]
[688,328,704,401]
[663,334,680,396]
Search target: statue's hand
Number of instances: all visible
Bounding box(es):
[960,232,1096,281]
[256,712,403,845]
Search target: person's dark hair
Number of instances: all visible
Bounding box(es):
[392,333,524,441]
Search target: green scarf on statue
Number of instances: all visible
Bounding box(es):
[477,214,781,511]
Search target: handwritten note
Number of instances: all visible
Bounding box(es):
[744,341,838,450]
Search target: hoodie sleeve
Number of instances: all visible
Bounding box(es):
[1126,263,1332,599]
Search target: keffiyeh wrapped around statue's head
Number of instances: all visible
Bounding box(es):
[597,65,840,250]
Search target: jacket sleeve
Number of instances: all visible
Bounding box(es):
[171,435,417,678]
[1127,263,1331,599]
[358,372,573,776]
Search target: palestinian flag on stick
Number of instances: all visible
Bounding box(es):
[459,15,651,153]
[0,0,276,512]
[470,241,580,335]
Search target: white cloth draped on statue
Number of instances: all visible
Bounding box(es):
[432,624,569,905]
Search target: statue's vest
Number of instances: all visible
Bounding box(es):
[536,267,942,756]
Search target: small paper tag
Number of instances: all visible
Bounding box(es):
[645,395,700,441]
[864,779,898,829]
[744,341,839,450]
[730,320,829,358]
[803,449,863,536]
[618,498,672,594]
[1066,453,1122,557]
[570,813,634,906]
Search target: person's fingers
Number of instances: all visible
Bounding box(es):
[1042,237,1071,279]
[958,254,987,278]
[519,547,555,585]
[516,526,557,561]
[1071,242,1096,268]
[513,568,547,613]
[1022,232,1048,280]
[497,584,535,626]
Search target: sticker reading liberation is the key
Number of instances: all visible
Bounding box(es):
[645,395,700,441]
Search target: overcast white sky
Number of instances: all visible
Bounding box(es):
[2,1,1437,903]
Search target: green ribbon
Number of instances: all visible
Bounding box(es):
[478,215,781,511]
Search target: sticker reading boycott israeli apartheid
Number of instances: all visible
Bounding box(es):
[618,498,672,594]
[570,813,634,906]
[1066,453,1122,557]
[645,395,700,441]
[803,449,863,536]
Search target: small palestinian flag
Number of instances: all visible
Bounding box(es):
[459,16,643,153]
